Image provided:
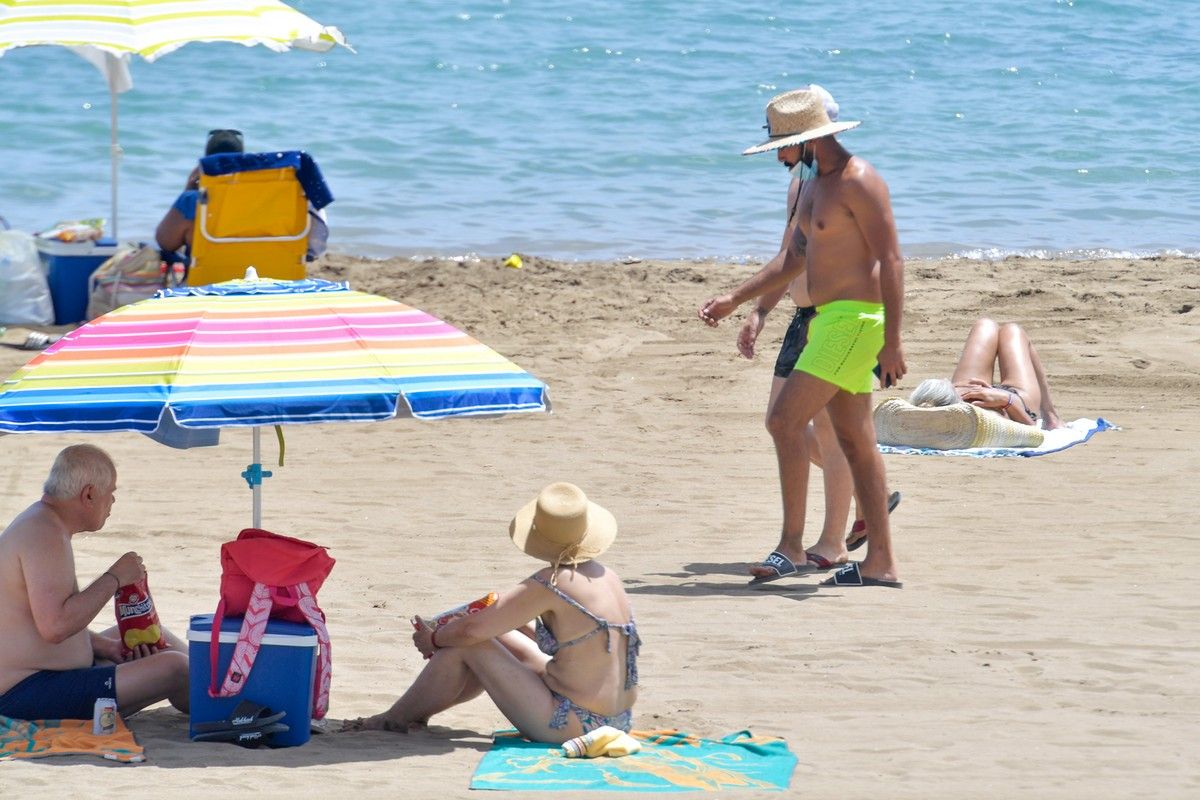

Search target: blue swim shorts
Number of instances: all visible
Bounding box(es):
[0,665,117,720]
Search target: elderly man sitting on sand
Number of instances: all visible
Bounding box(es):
[0,445,189,721]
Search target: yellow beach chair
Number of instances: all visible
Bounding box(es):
[186,151,332,286]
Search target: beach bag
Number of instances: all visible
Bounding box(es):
[86,243,166,320]
[0,229,54,326]
[208,528,335,719]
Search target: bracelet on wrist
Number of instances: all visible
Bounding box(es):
[102,571,120,592]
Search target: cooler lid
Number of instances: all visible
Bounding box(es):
[188,613,317,646]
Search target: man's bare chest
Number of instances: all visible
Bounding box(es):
[797,187,854,244]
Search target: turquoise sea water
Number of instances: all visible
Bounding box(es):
[1,0,1197,260]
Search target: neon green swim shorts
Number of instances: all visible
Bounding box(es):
[794,299,885,394]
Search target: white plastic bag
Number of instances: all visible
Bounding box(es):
[0,230,54,326]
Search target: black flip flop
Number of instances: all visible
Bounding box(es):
[846,491,902,552]
[748,550,818,585]
[820,561,903,589]
[192,722,291,747]
[192,699,287,734]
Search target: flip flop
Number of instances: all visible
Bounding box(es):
[192,699,287,734]
[802,552,846,571]
[192,722,290,747]
[748,550,818,585]
[820,561,903,589]
[845,491,902,551]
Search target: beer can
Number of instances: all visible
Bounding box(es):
[93,697,117,735]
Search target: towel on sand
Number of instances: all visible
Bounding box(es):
[878,417,1115,458]
[471,729,796,792]
[0,714,144,763]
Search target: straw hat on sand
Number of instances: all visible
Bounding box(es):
[873,398,1045,450]
[743,86,861,155]
[510,482,617,566]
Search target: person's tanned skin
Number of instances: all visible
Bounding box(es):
[699,133,905,584]
[0,445,189,714]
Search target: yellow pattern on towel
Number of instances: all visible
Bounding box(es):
[0,713,144,762]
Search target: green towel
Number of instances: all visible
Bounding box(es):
[471,729,795,792]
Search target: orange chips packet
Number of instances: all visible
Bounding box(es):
[416,592,497,630]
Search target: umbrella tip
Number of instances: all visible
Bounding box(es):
[244,266,260,281]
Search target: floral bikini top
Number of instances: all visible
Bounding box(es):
[530,574,641,690]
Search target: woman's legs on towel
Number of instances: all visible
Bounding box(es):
[951,317,1002,386]
[953,319,1064,428]
[995,322,1041,413]
[344,631,582,742]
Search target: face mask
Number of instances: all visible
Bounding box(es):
[789,145,818,184]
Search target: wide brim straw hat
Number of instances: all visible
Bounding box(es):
[873,398,1045,450]
[510,482,618,566]
[743,87,861,156]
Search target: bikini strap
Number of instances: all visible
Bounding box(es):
[529,574,605,623]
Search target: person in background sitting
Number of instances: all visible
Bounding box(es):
[342,483,639,742]
[908,317,1066,430]
[155,129,328,267]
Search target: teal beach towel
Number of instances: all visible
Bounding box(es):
[470,729,796,792]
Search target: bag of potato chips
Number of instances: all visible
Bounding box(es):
[114,576,167,657]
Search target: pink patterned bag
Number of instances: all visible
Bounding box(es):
[208,529,335,719]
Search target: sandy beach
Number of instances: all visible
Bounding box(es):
[1,253,1197,798]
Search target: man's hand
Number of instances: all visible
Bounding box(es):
[92,634,125,663]
[109,551,145,587]
[737,309,766,359]
[876,342,907,390]
[698,294,738,328]
[186,166,201,191]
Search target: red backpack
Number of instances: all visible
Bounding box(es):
[208,529,335,719]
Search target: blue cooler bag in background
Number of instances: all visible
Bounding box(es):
[188,613,317,747]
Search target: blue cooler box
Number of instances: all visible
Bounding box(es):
[188,613,317,747]
[34,236,120,324]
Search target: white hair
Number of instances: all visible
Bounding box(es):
[43,444,116,499]
[909,378,961,408]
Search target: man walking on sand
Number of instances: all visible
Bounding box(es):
[0,445,189,720]
[699,87,905,588]
[716,85,901,580]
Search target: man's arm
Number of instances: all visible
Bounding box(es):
[155,207,190,253]
[22,537,141,645]
[843,163,906,387]
[701,178,807,328]
[736,183,807,356]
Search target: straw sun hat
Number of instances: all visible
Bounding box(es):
[509,482,617,566]
[873,398,1045,450]
[743,87,861,156]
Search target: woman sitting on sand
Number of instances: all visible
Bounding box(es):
[909,317,1065,430]
[343,483,639,741]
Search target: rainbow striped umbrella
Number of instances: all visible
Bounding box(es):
[0,276,549,524]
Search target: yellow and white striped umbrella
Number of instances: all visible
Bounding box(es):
[0,0,347,65]
[0,0,350,238]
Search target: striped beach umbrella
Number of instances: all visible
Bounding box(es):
[0,276,550,525]
[0,0,350,239]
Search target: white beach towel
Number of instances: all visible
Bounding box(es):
[877,418,1115,458]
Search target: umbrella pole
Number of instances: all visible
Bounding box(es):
[109,85,120,241]
[240,426,272,529]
